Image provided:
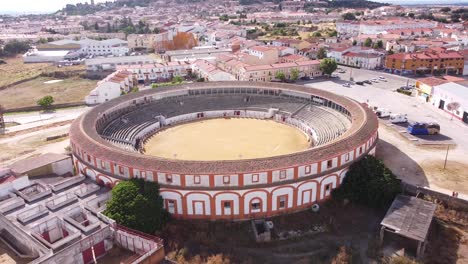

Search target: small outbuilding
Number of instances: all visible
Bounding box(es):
[380,195,436,259]
[8,153,73,177]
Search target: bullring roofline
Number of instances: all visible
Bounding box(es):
[70,82,378,175]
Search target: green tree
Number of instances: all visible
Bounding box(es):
[37,95,54,110]
[332,155,402,208]
[94,22,99,30]
[104,179,170,234]
[316,47,327,59]
[328,30,337,37]
[352,40,357,46]
[172,75,184,84]
[275,71,286,81]
[106,22,112,33]
[290,68,299,81]
[364,37,373,47]
[376,40,383,49]
[387,49,394,55]
[311,31,322,37]
[440,7,451,12]
[319,58,338,76]
[342,12,356,21]
[3,40,30,55]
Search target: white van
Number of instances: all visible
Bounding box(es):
[389,113,408,123]
[375,108,391,118]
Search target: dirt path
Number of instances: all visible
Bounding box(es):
[377,124,468,197]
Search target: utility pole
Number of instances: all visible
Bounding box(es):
[444,145,450,169]
[0,105,5,135]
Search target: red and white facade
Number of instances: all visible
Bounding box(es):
[70,82,378,221]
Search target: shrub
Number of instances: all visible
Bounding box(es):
[332,155,402,209]
[396,89,412,96]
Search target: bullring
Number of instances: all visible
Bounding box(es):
[70,81,378,220]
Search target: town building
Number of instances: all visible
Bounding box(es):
[432,82,468,124]
[385,48,464,75]
[85,71,134,105]
[237,60,322,82]
[336,19,438,36]
[191,59,236,81]
[327,46,384,70]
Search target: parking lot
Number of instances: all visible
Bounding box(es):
[303,69,468,198]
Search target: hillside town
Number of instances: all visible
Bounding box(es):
[1,0,468,263]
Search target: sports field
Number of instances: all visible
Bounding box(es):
[144,118,310,160]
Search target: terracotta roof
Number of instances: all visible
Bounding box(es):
[417,77,448,87]
[70,82,378,176]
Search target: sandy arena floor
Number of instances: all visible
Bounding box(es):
[144,118,310,160]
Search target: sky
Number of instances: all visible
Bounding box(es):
[1,0,108,14]
[1,0,467,14]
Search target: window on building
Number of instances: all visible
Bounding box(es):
[305,165,312,174]
[345,153,350,162]
[327,160,333,169]
[119,166,125,175]
[194,175,201,184]
[167,200,175,211]
[358,147,363,155]
[279,196,287,209]
[325,184,331,192]
[279,170,287,179]
[252,174,259,183]
[166,174,173,183]
[223,201,231,209]
[223,175,230,184]
[251,200,261,211]
[87,155,92,163]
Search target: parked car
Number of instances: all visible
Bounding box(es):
[407,122,440,135]
[342,83,351,87]
[389,113,408,124]
[363,80,371,84]
[338,69,346,73]
[399,86,412,91]
[371,78,379,83]
[356,81,364,85]
[378,76,387,82]
[375,108,391,118]
[331,74,339,78]
[300,76,313,80]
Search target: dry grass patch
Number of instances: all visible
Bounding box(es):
[0,77,96,109]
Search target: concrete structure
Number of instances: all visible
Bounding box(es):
[85,55,159,73]
[0,174,165,264]
[9,153,73,178]
[336,19,438,36]
[327,46,384,70]
[192,60,235,81]
[237,60,322,81]
[385,48,464,75]
[70,82,379,220]
[162,47,232,62]
[431,82,468,124]
[120,61,192,84]
[85,71,134,105]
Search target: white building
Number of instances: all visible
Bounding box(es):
[85,71,133,105]
[336,20,438,36]
[327,46,384,70]
[191,59,236,82]
[431,82,468,124]
[49,38,129,57]
[120,61,192,83]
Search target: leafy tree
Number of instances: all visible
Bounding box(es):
[172,75,184,84]
[364,37,373,47]
[2,40,30,55]
[352,40,357,46]
[37,95,54,110]
[316,47,327,59]
[290,68,299,81]
[328,30,338,37]
[342,12,357,21]
[104,179,170,234]
[376,40,383,49]
[219,14,229,21]
[332,155,402,209]
[440,7,451,13]
[408,13,415,18]
[94,22,99,31]
[319,58,338,76]
[275,71,286,81]
[311,31,322,37]
[106,22,112,33]
[451,13,461,22]
[387,49,394,55]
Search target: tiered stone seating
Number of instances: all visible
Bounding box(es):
[294,105,351,145]
[100,94,351,150]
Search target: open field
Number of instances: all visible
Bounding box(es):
[0,56,85,88]
[144,118,310,160]
[0,77,96,109]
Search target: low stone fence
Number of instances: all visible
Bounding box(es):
[402,182,468,210]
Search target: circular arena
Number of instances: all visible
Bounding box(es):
[70,82,378,220]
